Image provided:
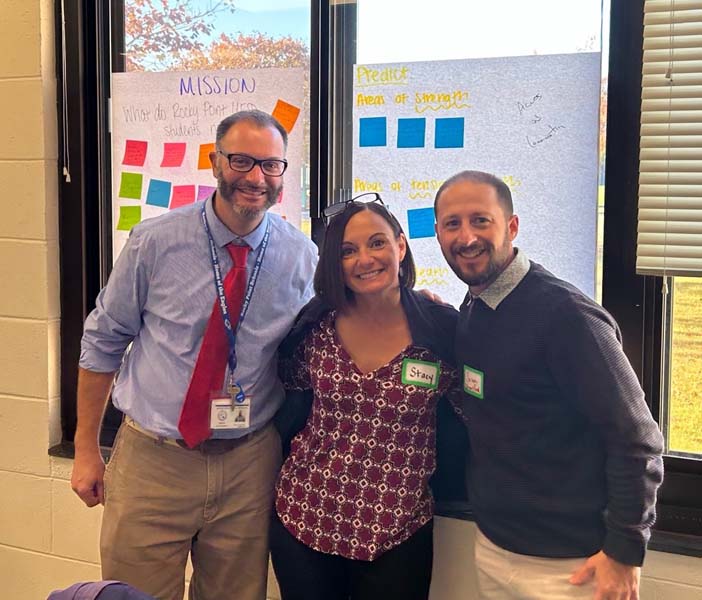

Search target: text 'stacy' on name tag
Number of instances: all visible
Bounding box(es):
[401,358,440,390]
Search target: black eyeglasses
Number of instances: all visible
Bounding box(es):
[322,192,389,221]
[217,151,288,177]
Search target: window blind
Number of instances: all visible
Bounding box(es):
[638,0,702,276]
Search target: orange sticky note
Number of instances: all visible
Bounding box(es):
[198,143,215,170]
[272,99,301,133]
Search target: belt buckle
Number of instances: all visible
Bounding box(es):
[173,438,232,454]
[198,438,238,455]
[177,432,255,454]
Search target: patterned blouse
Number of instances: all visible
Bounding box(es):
[275,312,456,561]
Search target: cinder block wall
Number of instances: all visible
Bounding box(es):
[0,2,700,599]
[0,1,102,597]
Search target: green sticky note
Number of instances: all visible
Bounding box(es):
[119,172,144,199]
[116,206,142,231]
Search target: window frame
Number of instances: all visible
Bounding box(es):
[53,0,113,454]
[53,0,702,555]
[604,0,702,554]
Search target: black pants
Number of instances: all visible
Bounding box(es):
[269,512,433,600]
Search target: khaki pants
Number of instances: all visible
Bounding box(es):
[474,528,594,599]
[100,421,281,600]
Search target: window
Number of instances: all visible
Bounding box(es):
[324,0,702,546]
[114,0,313,252]
[54,1,316,450]
[351,0,609,308]
[54,0,702,551]
[637,0,702,463]
[630,0,702,548]
[328,0,610,512]
[607,0,702,546]
[668,278,702,457]
[54,2,110,456]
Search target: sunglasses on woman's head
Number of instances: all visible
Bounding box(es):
[322,192,392,222]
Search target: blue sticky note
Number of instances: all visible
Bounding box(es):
[407,207,436,239]
[359,117,387,147]
[435,117,465,148]
[146,179,172,208]
[397,118,426,148]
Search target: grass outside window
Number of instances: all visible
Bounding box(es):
[669,277,702,455]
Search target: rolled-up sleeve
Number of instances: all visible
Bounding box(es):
[79,228,152,373]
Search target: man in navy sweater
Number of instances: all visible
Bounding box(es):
[434,170,663,600]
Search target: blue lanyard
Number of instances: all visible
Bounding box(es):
[201,202,270,397]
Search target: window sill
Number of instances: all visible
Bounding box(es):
[45,446,702,558]
[650,530,702,558]
[433,502,702,558]
[48,441,112,462]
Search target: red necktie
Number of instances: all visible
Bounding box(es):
[178,244,250,447]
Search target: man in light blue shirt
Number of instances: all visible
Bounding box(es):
[72,110,317,600]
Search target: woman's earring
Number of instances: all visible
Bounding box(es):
[399,264,404,277]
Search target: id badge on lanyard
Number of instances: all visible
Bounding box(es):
[201,203,270,427]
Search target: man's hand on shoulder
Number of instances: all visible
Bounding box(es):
[417,288,446,304]
[570,550,640,600]
[71,447,106,507]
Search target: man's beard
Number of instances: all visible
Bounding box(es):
[217,175,281,219]
[448,235,513,288]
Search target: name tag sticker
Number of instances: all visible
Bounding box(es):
[463,365,484,399]
[210,397,250,429]
[401,358,440,390]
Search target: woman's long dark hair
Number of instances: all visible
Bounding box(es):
[313,202,416,310]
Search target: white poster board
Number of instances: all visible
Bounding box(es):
[110,68,305,262]
[353,53,601,306]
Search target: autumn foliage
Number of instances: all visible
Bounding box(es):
[175,32,309,70]
[124,1,311,162]
[124,1,309,72]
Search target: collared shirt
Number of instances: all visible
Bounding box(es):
[80,196,318,438]
[467,248,530,310]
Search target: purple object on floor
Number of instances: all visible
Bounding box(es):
[47,581,156,600]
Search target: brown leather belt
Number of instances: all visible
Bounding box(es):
[125,417,257,455]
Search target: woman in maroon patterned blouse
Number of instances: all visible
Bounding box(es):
[270,197,459,600]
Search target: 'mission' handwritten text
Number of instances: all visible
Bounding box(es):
[179,76,256,96]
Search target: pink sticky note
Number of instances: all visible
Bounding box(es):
[122,140,148,166]
[170,185,196,209]
[197,185,217,202]
[161,142,187,167]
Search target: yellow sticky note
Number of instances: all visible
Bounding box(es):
[198,143,215,170]
[117,206,142,231]
[272,99,301,133]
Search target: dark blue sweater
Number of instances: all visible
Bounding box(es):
[454,261,664,566]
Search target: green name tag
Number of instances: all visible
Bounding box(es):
[401,358,440,390]
[463,365,484,399]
